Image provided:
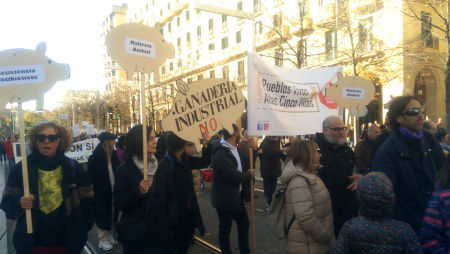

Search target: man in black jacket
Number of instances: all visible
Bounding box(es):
[314,116,359,237]
[211,124,256,254]
[371,96,444,233]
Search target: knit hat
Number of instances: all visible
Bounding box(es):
[357,172,395,219]
[98,132,116,143]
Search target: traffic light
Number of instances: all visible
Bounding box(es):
[115,114,120,119]
[108,107,113,119]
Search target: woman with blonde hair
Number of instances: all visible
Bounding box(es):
[281,140,335,254]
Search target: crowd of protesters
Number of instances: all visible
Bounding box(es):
[2,95,450,253]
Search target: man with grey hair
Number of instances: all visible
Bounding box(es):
[314,115,360,237]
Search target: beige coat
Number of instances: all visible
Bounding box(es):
[280,161,335,254]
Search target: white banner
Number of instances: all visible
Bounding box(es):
[72,124,81,137]
[65,138,99,163]
[247,52,341,136]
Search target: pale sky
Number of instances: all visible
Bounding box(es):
[0,0,123,110]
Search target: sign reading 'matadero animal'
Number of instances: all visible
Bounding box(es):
[162,79,246,150]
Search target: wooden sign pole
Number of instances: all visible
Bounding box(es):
[18,99,32,234]
[249,146,256,254]
[139,72,148,179]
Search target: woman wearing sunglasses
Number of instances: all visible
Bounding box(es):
[0,122,95,254]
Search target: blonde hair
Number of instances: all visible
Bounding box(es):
[102,141,113,165]
[286,140,318,173]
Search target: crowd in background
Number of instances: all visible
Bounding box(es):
[1,95,450,253]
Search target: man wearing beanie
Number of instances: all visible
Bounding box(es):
[331,172,421,253]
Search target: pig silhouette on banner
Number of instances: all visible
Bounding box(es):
[325,73,375,117]
[162,79,246,151]
[0,42,70,110]
[105,23,175,82]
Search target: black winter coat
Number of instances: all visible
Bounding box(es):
[150,151,210,244]
[0,152,95,254]
[314,133,357,236]
[259,137,284,179]
[371,130,444,233]
[87,144,119,230]
[211,140,253,212]
[114,159,155,254]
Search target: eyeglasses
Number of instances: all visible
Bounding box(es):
[327,127,348,132]
[401,107,424,116]
[37,134,59,143]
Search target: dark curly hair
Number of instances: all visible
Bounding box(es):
[28,122,72,152]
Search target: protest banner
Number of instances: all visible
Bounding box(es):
[72,124,81,137]
[247,51,341,136]
[12,141,30,164]
[106,23,175,178]
[161,79,246,150]
[65,138,99,163]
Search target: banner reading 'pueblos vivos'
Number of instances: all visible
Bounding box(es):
[247,52,341,136]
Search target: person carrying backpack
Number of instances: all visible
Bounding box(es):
[280,140,334,254]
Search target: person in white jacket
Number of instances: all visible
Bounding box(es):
[281,140,335,254]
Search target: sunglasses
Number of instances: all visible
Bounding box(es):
[37,134,59,143]
[401,107,424,116]
[327,127,348,132]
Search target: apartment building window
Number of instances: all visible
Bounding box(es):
[209,18,214,35]
[146,3,148,11]
[177,37,181,51]
[237,1,243,22]
[170,62,174,71]
[254,0,261,12]
[421,11,433,48]
[222,65,230,79]
[236,30,242,44]
[177,16,181,29]
[325,30,336,60]
[255,21,262,35]
[168,22,172,33]
[188,77,193,84]
[196,49,200,60]
[222,15,228,29]
[210,70,215,78]
[209,43,215,51]
[178,58,183,68]
[197,10,201,16]
[222,37,229,49]
[358,18,373,52]
[197,74,203,80]
[197,26,202,41]
[168,2,171,10]
[186,10,190,22]
[160,29,164,36]
[187,32,191,48]
[152,0,155,6]
[275,49,283,66]
[238,60,245,82]
[161,65,166,75]
[160,9,163,17]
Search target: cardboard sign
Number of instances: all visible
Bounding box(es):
[12,142,30,164]
[326,74,375,117]
[105,23,175,81]
[86,124,95,136]
[65,138,99,163]
[247,52,340,136]
[0,42,70,110]
[82,121,90,127]
[161,79,246,150]
[72,124,81,138]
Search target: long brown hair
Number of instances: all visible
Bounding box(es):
[286,140,318,173]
